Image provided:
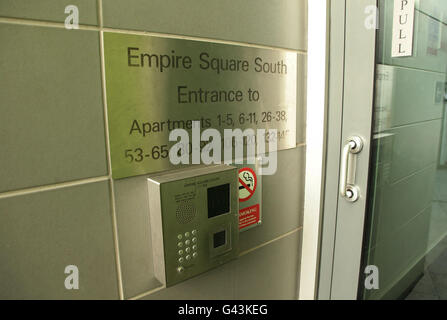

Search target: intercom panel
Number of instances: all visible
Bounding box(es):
[147,165,239,287]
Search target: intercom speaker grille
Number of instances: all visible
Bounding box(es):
[176,201,196,224]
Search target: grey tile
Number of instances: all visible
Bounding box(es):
[369,165,436,248]
[416,0,447,25]
[375,65,444,129]
[405,291,439,300]
[0,24,107,192]
[143,261,234,300]
[427,202,447,246]
[428,250,447,275]
[367,206,432,293]
[431,273,447,299]
[0,181,119,299]
[103,0,307,50]
[239,147,304,252]
[0,0,98,25]
[434,169,447,201]
[410,273,437,295]
[388,121,441,183]
[235,230,300,299]
[425,232,447,268]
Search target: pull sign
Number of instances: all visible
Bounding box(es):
[392,0,415,57]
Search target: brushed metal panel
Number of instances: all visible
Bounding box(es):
[104,32,298,179]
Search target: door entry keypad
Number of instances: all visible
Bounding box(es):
[148,165,239,286]
[177,229,198,271]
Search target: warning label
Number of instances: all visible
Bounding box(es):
[239,204,260,230]
[238,167,260,230]
[238,168,257,202]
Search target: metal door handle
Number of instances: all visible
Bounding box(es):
[340,136,363,202]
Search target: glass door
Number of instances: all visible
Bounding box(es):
[320,0,447,300]
[358,0,447,300]
[321,0,377,300]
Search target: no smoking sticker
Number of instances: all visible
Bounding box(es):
[237,166,261,231]
[238,168,257,202]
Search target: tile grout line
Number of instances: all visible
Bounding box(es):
[384,117,444,131]
[128,226,303,300]
[98,0,124,301]
[416,8,447,28]
[128,285,167,301]
[0,16,99,30]
[101,27,308,54]
[0,16,307,54]
[368,202,435,252]
[389,162,437,187]
[379,62,446,76]
[0,176,110,200]
[238,226,303,257]
[97,0,103,28]
[0,143,308,199]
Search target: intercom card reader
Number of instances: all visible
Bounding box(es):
[147,165,239,287]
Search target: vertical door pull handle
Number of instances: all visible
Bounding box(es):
[340,136,363,202]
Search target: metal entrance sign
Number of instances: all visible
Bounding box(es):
[104,32,298,179]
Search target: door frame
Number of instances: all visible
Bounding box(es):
[298,0,329,300]
[299,0,377,299]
